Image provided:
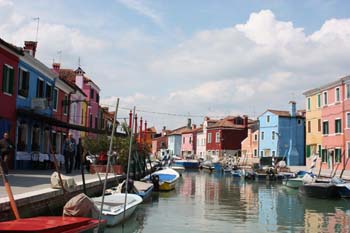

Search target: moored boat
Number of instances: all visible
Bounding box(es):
[299,183,340,199]
[231,169,242,177]
[92,193,143,226]
[170,165,185,176]
[0,216,105,232]
[174,159,199,169]
[331,177,350,198]
[282,177,304,189]
[201,160,215,172]
[144,168,180,191]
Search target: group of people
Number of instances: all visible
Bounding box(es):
[63,133,85,174]
[0,131,87,175]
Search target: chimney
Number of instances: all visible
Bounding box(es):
[139,117,143,143]
[129,110,132,128]
[187,118,191,128]
[52,63,61,74]
[134,114,138,134]
[192,124,196,130]
[24,41,38,57]
[243,115,248,127]
[162,126,166,136]
[144,120,147,141]
[289,101,296,117]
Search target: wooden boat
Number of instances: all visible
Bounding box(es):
[299,183,340,199]
[92,193,143,226]
[201,160,215,172]
[331,177,350,198]
[107,180,154,200]
[0,216,104,232]
[144,168,180,191]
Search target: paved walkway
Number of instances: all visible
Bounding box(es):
[0,169,120,197]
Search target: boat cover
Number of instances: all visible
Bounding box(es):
[63,193,100,218]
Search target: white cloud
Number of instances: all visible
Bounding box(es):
[117,0,164,28]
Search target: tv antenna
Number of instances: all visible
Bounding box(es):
[33,17,40,42]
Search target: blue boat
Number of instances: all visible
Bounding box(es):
[231,169,242,178]
[174,159,199,169]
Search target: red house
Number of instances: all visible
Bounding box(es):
[0,39,22,151]
[206,116,248,160]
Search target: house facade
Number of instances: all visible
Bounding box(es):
[16,44,56,156]
[241,127,260,165]
[304,76,350,171]
[206,116,248,161]
[0,39,21,146]
[167,126,187,157]
[181,126,198,158]
[258,102,305,166]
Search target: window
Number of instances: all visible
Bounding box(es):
[323,92,328,106]
[183,137,185,144]
[254,134,258,141]
[347,142,350,158]
[89,114,92,127]
[254,149,258,157]
[298,119,302,125]
[18,68,29,97]
[347,84,350,99]
[2,64,14,95]
[81,109,84,124]
[317,94,321,108]
[63,95,68,115]
[322,149,328,162]
[207,133,212,143]
[215,132,220,143]
[318,145,322,157]
[335,149,342,163]
[347,113,350,128]
[335,87,340,102]
[96,93,100,103]
[318,119,322,132]
[95,117,98,129]
[306,145,311,158]
[46,84,52,100]
[260,151,264,157]
[261,132,264,140]
[272,151,276,157]
[53,88,58,111]
[36,79,45,97]
[307,97,311,110]
[323,121,329,135]
[266,115,270,123]
[272,131,275,140]
[335,119,342,133]
[90,89,94,99]
[307,121,311,133]
[189,137,192,144]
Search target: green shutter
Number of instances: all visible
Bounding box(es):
[9,68,14,94]
[2,65,5,92]
[306,145,311,158]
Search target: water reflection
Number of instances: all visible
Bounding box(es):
[106,171,350,233]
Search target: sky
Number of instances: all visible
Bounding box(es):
[1,0,350,130]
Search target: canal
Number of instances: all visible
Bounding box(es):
[106,170,350,233]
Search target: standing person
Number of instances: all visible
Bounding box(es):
[0,132,14,175]
[75,138,83,170]
[63,133,76,174]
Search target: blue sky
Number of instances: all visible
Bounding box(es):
[1,0,350,129]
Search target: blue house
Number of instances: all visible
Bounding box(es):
[258,101,305,166]
[167,126,187,157]
[16,42,56,158]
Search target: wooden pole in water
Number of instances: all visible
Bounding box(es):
[0,161,20,219]
[340,156,350,178]
[317,159,323,177]
[98,98,119,232]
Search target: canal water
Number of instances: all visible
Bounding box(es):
[106,170,350,233]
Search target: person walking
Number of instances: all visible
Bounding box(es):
[0,132,14,175]
[63,133,76,174]
[75,138,83,170]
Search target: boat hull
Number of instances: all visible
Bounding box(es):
[0,216,104,233]
[283,178,303,189]
[102,204,138,226]
[335,184,350,198]
[300,183,340,199]
[159,180,177,191]
[174,160,199,169]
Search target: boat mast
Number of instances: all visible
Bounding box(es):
[97,98,119,231]
[123,106,136,224]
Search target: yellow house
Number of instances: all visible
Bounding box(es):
[303,88,322,168]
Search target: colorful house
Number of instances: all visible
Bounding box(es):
[258,102,305,165]
[0,38,22,168]
[16,42,56,156]
[206,116,248,161]
[241,122,260,165]
[196,117,218,160]
[167,126,187,157]
[304,76,350,171]
[181,125,199,158]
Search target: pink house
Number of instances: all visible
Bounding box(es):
[181,125,198,158]
[241,127,260,165]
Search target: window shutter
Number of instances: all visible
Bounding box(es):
[2,65,6,92]
[9,68,14,94]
